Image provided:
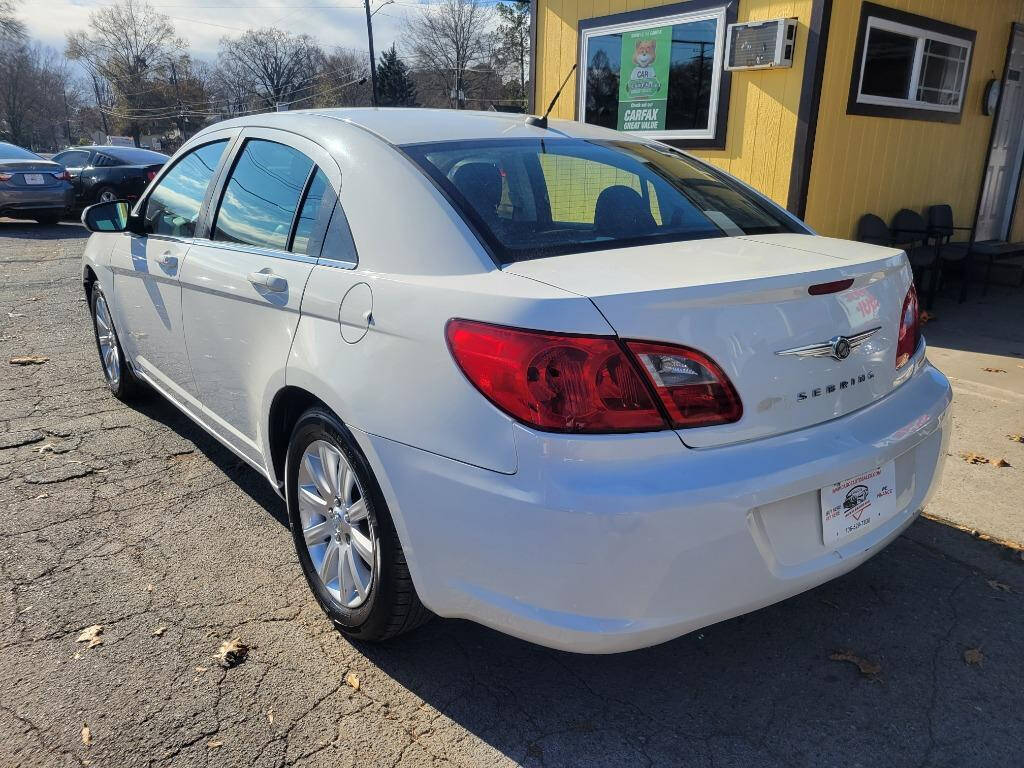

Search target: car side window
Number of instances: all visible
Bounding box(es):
[144,140,228,239]
[55,150,89,167]
[213,139,313,251]
[290,168,329,256]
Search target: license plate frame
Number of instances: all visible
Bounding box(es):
[23,173,45,185]
[820,462,897,545]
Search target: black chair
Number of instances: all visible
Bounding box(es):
[855,213,892,246]
[926,204,972,303]
[891,209,940,308]
[927,203,1024,296]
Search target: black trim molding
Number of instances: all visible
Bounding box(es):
[576,0,737,150]
[847,2,977,124]
[787,0,832,217]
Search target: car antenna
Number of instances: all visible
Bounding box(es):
[526,64,577,130]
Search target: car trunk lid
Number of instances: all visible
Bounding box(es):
[505,234,912,448]
[0,159,64,186]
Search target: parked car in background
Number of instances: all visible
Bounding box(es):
[52,146,167,207]
[78,110,952,653]
[0,142,74,224]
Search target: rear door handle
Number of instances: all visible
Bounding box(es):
[247,271,287,293]
[155,252,177,270]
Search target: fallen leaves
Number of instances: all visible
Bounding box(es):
[76,625,103,649]
[1008,434,1024,444]
[964,647,984,666]
[981,367,1007,373]
[216,638,248,668]
[9,354,49,365]
[986,579,1012,593]
[830,650,882,681]
[345,672,360,691]
[207,740,223,750]
[81,724,91,747]
[151,626,167,637]
[961,452,1012,467]
[267,708,274,726]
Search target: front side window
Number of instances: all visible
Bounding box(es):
[404,138,800,263]
[54,150,90,167]
[578,6,727,143]
[144,140,228,238]
[213,139,313,251]
[850,3,974,121]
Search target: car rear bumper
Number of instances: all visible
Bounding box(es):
[0,185,74,216]
[358,355,952,654]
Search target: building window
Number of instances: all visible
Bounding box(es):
[577,1,732,147]
[849,2,975,123]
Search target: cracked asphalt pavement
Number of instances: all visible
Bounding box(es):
[2,220,1023,768]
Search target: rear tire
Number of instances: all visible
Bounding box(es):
[33,213,61,225]
[95,186,118,204]
[285,406,431,642]
[89,284,139,400]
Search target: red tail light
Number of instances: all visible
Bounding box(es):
[146,169,157,182]
[626,341,742,428]
[445,319,743,433]
[895,283,919,369]
[54,170,72,182]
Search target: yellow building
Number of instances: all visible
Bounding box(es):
[530,0,1024,244]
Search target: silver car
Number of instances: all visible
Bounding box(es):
[0,142,74,224]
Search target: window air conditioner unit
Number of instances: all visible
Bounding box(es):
[724,18,798,70]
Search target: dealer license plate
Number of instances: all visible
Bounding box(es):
[820,462,897,545]
[23,173,45,185]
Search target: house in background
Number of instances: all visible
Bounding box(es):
[529,0,1024,245]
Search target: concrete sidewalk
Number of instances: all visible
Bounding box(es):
[922,283,1024,546]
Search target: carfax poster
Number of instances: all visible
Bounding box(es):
[617,25,672,131]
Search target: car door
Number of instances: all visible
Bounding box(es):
[52,149,91,202]
[179,129,339,465]
[107,134,235,416]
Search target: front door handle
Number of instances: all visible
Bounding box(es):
[155,252,177,270]
[248,271,287,293]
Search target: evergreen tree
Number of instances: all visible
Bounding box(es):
[376,45,417,107]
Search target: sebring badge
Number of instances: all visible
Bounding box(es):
[775,327,881,362]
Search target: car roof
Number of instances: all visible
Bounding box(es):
[197,108,628,147]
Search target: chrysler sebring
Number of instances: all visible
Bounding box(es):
[79,109,951,653]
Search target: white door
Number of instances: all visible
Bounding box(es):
[976,25,1024,243]
[109,138,232,406]
[179,131,339,464]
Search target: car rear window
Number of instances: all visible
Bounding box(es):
[402,138,803,263]
[105,147,167,164]
[0,142,42,161]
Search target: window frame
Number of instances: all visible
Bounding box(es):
[576,0,735,149]
[848,2,976,124]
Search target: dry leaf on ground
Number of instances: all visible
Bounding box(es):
[81,724,91,747]
[964,647,984,666]
[267,708,274,726]
[216,638,248,668]
[986,579,1012,592]
[1009,434,1024,443]
[830,650,882,681]
[207,740,223,749]
[145,583,154,592]
[9,354,49,365]
[961,452,989,465]
[345,672,360,691]
[151,626,166,637]
[994,458,1012,468]
[981,367,1007,373]
[75,625,103,648]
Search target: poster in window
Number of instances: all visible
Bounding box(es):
[617,26,672,131]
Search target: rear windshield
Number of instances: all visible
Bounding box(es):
[402,138,803,263]
[0,142,42,161]
[105,147,168,165]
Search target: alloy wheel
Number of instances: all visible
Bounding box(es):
[99,189,117,203]
[93,292,121,388]
[297,439,376,608]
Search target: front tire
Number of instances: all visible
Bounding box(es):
[286,407,431,642]
[34,212,62,225]
[95,186,119,204]
[89,285,139,400]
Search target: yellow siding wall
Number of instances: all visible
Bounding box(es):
[535,0,815,207]
[805,1,1024,239]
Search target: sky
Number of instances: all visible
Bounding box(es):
[19,0,420,64]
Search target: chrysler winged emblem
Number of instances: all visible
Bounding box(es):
[776,327,880,362]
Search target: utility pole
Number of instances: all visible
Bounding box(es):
[363,0,378,107]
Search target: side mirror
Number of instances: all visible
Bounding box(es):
[82,200,131,233]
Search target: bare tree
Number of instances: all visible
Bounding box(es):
[217,28,326,111]
[311,49,372,108]
[0,0,25,41]
[66,0,186,145]
[404,0,493,109]
[493,0,529,109]
[0,41,85,149]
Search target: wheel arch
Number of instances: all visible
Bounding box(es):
[266,385,329,489]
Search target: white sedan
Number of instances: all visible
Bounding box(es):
[79,109,952,653]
